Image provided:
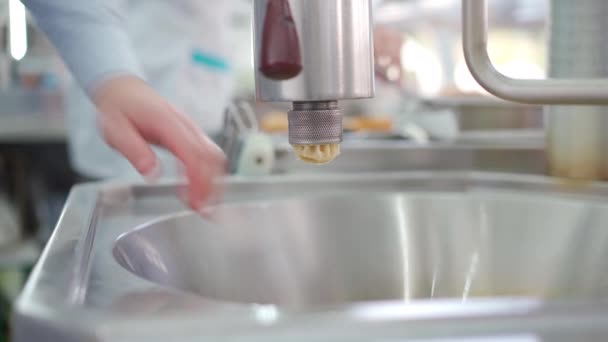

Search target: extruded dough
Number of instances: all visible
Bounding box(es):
[293,144,341,164]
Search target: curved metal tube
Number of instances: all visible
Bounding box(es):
[463,0,608,105]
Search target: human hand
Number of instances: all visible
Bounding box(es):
[92,75,226,210]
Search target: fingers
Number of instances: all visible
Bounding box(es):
[167,105,227,168]
[166,107,228,206]
[93,76,225,210]
[148,114,224,210]
[98,111,160,180]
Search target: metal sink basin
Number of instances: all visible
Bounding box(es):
[15,172,608,341]
[114,191,608,310]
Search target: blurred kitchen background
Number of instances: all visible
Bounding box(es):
[0,0,549,339]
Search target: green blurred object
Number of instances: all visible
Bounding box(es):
[0,291,10,342]
[0,268,30,342]
[0,241,40,342]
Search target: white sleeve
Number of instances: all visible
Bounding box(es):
[21,0,145,96]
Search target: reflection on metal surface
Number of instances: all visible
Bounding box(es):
[254,304,280,325]
[395,195,411,302]
[116,190,608,309]
[462,252,480,302]
[350,299,540,321]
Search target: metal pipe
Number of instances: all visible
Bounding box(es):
[253,0,375,103]
[462,0,608,105]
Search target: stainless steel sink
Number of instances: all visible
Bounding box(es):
[114,191,608,310]
[14,171,608,341]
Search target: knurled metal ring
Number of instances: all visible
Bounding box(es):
[288,108,343,145]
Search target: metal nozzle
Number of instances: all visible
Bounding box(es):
[288,101,343,145]
[253,0,375,103]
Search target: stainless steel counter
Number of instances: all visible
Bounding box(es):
[0,113,66,143]
[13,169,608,341]
[272,134,545,175]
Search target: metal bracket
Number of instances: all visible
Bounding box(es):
[462,0,608,105]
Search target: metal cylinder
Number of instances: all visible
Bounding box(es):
[288,101,343,145]
[253,0,375,102]
[546,0,608,179]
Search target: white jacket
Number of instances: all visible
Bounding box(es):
[23,0,236,179]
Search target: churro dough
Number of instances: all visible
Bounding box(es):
[293,144,341,164]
